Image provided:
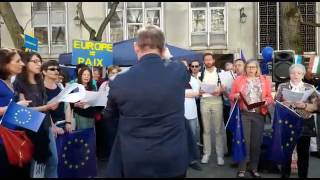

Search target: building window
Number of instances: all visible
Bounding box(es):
[299,2,316,52]
[31,2,67,55]
[189,2,227,49]
[258,2,316,53]
[107,2,163,43]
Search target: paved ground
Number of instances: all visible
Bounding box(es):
[97,154,320,178]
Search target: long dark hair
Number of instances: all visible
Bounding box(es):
[16,51,45,93]
[0,48,19,80]
[77,67,94,91]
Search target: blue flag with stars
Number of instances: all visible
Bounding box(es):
[269,101,304,164]
[226,100,246,162]
[0,101,45,132]
[56,128,97,178]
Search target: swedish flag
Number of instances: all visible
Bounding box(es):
[56,128,97,178]
[0,101,45,132]
[226,100,246,162]
[269,101,304,164]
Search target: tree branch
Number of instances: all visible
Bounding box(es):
[96,2,119,41]
[0,2,24,48]
[298,5,320,27]
[77,2,96,40]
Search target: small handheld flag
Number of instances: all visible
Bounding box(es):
[226,99,246,162]
[1,101,45,132]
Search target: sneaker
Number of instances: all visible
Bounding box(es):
[217,157,225,166]
[201,154,210,164]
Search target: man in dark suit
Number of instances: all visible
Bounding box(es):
[104,25,190,178]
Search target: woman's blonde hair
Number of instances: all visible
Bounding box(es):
[107,65,121,75]
[244,59,262,77]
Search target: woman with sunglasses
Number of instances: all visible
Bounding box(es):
[14,51,60,178]
[42,60,73,134]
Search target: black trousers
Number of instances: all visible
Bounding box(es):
[95,118,109,159]
[223,105,232,155]
[281,136,311,178]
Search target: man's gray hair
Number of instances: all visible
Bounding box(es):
[289,64,306,75]
[136,25,165,51]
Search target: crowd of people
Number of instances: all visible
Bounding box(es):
[0,48,123,178]
[0,24,320,178]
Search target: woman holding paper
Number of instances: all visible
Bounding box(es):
[229,59,273,178]
[71,66,100,130]
[98,65,122,160]
[14,51,60,178]
[41,60,73,133]
[0,48,32,177]
[274,64,318,178]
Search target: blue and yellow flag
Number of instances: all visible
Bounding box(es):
[269,101,304,164]
[0,101,45,132]
[56,128,97,178]
[226,100,246,162]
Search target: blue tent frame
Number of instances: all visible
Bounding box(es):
[59,39,203,66]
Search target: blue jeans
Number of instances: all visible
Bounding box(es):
[45,128,58,178]
[187,118,199,142]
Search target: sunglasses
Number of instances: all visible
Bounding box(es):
[190,65,199,68]
[47,67,60,72]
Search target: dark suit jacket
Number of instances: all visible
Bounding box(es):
[105,53,190,178]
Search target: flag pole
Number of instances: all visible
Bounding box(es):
[225,98,239,130]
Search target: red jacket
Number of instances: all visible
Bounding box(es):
[229,75,273,116]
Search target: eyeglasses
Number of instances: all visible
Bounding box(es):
[190,65,199,68]
[47,67,60,72]
[246,66,257,69]
[29,59,42,64]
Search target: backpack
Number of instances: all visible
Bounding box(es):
[199,67,222,86]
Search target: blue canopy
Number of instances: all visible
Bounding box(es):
[59,39,203,66]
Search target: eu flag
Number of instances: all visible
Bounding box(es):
[0,101,45,132]
[269,101,304,164]
[226,100,246,162]
[56,128,97,178]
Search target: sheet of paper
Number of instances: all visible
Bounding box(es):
[82,90,109,109]
[282,88,315,102]
[200,83,217,94]
[301,89,315,102]
[218,70,235,89]
[282,88,304,102]
[48,83,86,103]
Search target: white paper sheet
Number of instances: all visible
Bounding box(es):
[82,90,109,109]
[218,70,235,89]
[200,83,217,94]
[282,88,314,102]
[48,83,86,103]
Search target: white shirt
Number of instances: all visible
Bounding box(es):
[201,68,219,98]
[290,81,304,93]
[184,76,200,119]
